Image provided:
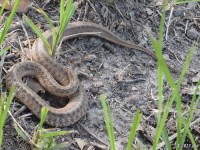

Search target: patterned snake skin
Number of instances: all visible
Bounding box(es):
[6,21,173,127]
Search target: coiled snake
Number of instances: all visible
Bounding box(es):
[6,22,168,127]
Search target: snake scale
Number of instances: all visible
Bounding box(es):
[6,22,171,127]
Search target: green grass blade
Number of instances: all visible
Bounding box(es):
[39,107,49,129]
[46,137,54,148]
[14,123,30,142]
[187,129,197,150]
[153,95,175,149]
[161,127,172,150]
[36,8,57,55]
[0,85,15,129]
[47,142,68,150]
[0,129,2,148]
[180,80,200,146]
[126,109,142,150]
[150,35,176,89]
[23,14,52,55]
[0,0,8,16]
[56,0,76,46]
[177,42,196,87]
[100,95,116,150]
[36,9,54,30]
[40,130,69,139]
[0,0,20,45]
[0,86,15,147]
[157,64,163,123]
[0,96,6,147]
[52,0,76,55]
[60,0,65,25]
[135,138,148,149]
[61,0,72,26]
[0,96,4,118]
[175,93,183,149]
[0,46,10,56]
[157,0,167,45]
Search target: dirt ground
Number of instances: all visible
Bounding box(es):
[1,0,200,149]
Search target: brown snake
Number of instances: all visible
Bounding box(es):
[6,22,174,127]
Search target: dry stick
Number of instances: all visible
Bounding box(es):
[6,105,27,123]
[87,0,97,13]
[83,0,88,21]
[40,0,51,9]
[19,25,32,61]
[165,5,174,40]
[156,117,200,149]
[8,110,31,141]
[0,50,6,86]
[20,17,31,51]
[18,37,26,59]
[166,47,182,64]
[185,20,189,34]
[114,2,126,20]
[156,10,167,27]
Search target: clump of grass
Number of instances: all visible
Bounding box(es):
[0,86,15,148]
[0,0,20,148]
[151,0,199,149]
[100,0,199,149]
[0,0,20,54]
[24,0,76,56]
[99,95,142,150]
[0,84,15,148]
[14,107,70,150]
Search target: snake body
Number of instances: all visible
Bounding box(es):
[6,22,164,127]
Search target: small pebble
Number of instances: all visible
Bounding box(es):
[186,28,199,40]
[82,54,97,62]
[5,53,15,59]
[145,8,153,15]
[187,2,197,10]
[43,24,51,30]
[173,9,184,17]
[91,87,99,94]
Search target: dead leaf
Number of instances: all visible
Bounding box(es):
[0,0,31,13]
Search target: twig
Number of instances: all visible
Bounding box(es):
[165,6,174,40]
[6,105,27,123]
[83,1,88,21]
[117,79,146,83]
[87,0,97,13]
[19,17,32,51]
[114,2,126,20]
[0,49,6,87]
[185,20,189,34]
[8,110,31,141]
